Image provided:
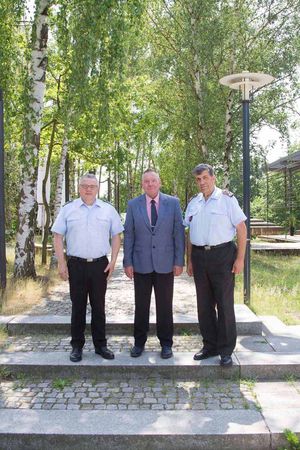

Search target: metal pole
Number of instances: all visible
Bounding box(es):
[266,159,269,224]
[0,88,6,290]
[219,72,274,306]
[242,99,250,304]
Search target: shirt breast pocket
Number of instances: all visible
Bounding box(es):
[210,209,228,226]
[95,216,111,231]
[66,214,82,230]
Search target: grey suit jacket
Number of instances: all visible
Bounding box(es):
[123,193,185,274]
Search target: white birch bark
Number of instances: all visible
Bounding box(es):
[222,22,237,189]
[223,90,235,189]
[53,131,68,223]
[14,0,50,278]
[49,129,68,269]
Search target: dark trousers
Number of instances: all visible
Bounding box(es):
[67,257,108,349]
[133,271,174,347]
[191,242,237,356]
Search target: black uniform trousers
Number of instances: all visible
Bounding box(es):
[67,256,109,350]
[133,271,174,348]
[191,242,237,356]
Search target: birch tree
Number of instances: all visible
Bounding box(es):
[14,0,51,279]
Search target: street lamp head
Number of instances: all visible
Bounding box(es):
[219,71,274,100]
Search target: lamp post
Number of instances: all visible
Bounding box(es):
[0,87,6,290]
[219,71,274,304]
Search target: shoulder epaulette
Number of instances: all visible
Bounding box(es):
[101,199,114,207]
[222,189,234,197]
[63,200,73,207]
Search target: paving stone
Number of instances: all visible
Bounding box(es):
[1,254,300,448]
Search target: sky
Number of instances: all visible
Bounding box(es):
[257,118,300,163]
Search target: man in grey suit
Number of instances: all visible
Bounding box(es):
[123,169,185,359]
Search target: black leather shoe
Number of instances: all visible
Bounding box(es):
[193,349,219,361]
[220,355,233,367]
[95,346,115,360]
[70,347,82,362]
[161,346,173,359]
[130,345,144,357]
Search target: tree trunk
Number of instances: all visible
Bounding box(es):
[53,131,68,222]
[189,10,208,157]
[107,172,112,202]
[14,0,50,279]
[41,119,57,264]
[49,130,69,269]
[222,90,234,189]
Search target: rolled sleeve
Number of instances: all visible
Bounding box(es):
[229,197,247,227]
[51,209,67,236]
[110,208,124,236]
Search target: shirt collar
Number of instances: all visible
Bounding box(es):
[77,197,101,208]
[211,187,222,199]
[146,193,160,204]
[198,187,221,202]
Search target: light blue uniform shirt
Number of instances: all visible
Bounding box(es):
[184,187,247,246]
[51,198,124,258]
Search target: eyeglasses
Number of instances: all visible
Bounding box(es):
[79,184,98,190]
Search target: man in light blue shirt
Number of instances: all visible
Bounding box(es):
[185,164,247,367]
[52,173,124,362]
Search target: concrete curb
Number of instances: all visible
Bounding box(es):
[1,304,263,336]
[0,351,239,380]
[1,350,300,380]
[0,409,271,450]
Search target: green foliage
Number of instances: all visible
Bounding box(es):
[235,254,300,324]
[0,366,13,380]
[278,429,300,450]
[250,167,300,229]
[2,0,300,237]
[52,378,71,390]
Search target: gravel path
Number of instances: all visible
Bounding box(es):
[29,250,198,319]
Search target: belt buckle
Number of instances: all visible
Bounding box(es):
[204,245,211,251]
[86,258,93,262]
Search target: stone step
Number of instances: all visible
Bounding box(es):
[1,350,299,380]
[1,304,263,336]
[0,409,272,450]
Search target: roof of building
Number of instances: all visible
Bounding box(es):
[268,150,300,172]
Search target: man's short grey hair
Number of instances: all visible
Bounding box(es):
[79,173,99,185]
[192,164,214,176]
[142,168,160,179]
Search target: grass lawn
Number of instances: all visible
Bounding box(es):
[235,252,300,325]
[0,245,59,315]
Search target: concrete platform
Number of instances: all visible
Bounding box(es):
[237,352,300,379]
[0,351,239,380]
[0,409,272,450]
[1,304,263,336]
[251,241,300,254]
[1,350,300,380]
[259,234,300,243]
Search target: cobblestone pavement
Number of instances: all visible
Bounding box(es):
[0,334,271,353]
[0,251,270,416]
[0,376,258,411]
[28,252,198,318]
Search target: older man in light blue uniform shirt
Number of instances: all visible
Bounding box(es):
[52,173,124,362]
[185,163,247,367]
